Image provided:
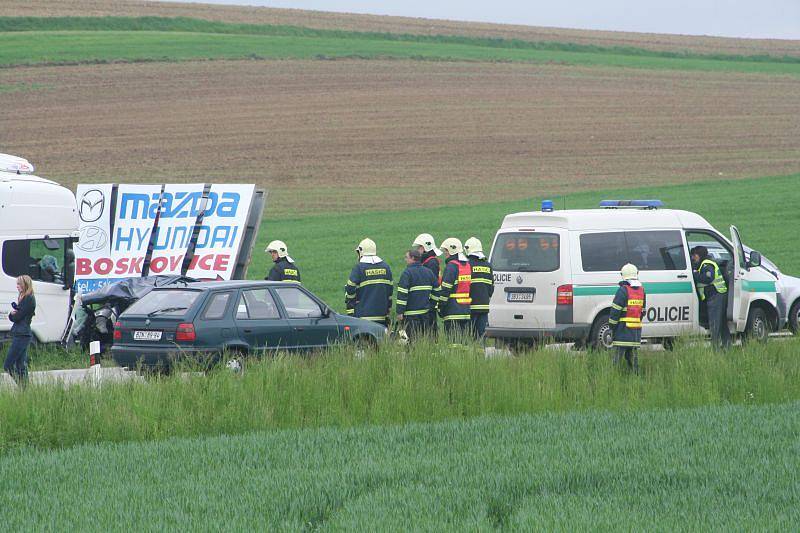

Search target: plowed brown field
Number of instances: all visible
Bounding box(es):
[3,59,798,217]
[4,0,800,58]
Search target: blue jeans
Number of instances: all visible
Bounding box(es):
[4,335,31,385]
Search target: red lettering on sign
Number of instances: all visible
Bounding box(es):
[129,257,143,274]
[114,258,129,275]
[213,254,229,271]
[169,255,184,271]
[150,257,167,274]
[96,258,113,275]
[77,258,91,275]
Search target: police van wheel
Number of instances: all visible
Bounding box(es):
[743,307,769,344]
[789,301,800,335]
[661,338,676,351]
[589,314,614,351]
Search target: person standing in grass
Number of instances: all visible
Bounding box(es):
[265,240,301,283]
[464,237,494,339]
[396,249,438,341]
[412,233,442,335]
[691,245,731,350]
[4,275,36,386]
[608,264,646,373]
[345,238,393,326]
[436,238,472,341]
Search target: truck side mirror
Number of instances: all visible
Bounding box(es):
[64,259,75,290]
[748,251,762,269]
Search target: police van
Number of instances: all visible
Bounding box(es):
[0,154,79,343]
[486,200,779,348]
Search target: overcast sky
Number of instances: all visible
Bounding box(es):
[173,0,800,39]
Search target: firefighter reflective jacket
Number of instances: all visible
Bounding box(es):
[468,256,494,314]
[694,259,728,301]
[266,257,301,283]
[436,255,472,321]
[421,252,441,282]
[345,257,393,323]
[608,281,647,347]
[396,262,439,318]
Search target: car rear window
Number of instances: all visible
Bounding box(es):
[491,232,560,272]
[124,290,202,316]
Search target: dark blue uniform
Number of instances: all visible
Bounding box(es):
[608,281,646,372]
[266,257,301,283]
[345,259,393,325]
[421,252,441,330]
[396,262,438,339]
[693,258,731,349]
[468,256,494,338]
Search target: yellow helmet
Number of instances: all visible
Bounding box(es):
[621,263,639,280]
[356,238,377,257]
[413,233,442,256]
[265,240,288,258]
[464,237,483,256]
[440,237,463,256]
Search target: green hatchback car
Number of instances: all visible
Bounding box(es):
[111,281,387,368]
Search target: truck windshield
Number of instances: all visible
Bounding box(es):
[124,290,201,317]
[491,233,560,272]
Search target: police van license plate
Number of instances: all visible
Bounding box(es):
[507,292,534,303]
[134,330,162,341]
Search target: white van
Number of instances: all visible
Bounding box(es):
[0,154,78,343]
[486,200,779,349]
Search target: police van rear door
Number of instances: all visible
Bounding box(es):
[488,229,565,331]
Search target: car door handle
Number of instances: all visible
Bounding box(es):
[243,328,253,333]
[677,274,688,279]
[294,327,305,331]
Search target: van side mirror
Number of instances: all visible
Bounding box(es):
[748,251,762,269]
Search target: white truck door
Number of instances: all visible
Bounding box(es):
[729,226,749,332]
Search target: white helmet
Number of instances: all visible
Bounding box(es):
[464,237,483,256]
[440,237,463,256]
[620,263,639,280]
[413,233,442,256]
[265,240,288,258]
[356,238,377,257]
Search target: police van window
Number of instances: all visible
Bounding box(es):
[2,238,67,284]
[490,233,560,272]
[626,231,687,271]
[580,232,627,272]
[685,231,732,266]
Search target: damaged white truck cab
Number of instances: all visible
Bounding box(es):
[0,154,78,343]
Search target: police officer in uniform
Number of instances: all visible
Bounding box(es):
[265,240,301,283]
[413,233,442,333]
[396,249,438,340]
[436,237,472,340]
[345,238,393,326]
[608,263,646,373]
[691,246,731,349]
[464,237,493,339]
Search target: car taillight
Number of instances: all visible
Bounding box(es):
[113,321,122,340]
[556,284,573,306]
[176,323,196,342]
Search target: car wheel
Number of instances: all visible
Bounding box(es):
[789,300,800,335]
[743,307,769,344]
[661,337,676,351]
[589,313,613,351]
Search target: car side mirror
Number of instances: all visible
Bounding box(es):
[322,307,332,318]
[748,251,762,269]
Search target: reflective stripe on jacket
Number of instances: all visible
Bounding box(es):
[345,260,393,322]
[468,256,494,314]
[608,281,646,347]
[396,262,439,317]
[695,259,727,301]
[266,257,301,283]
[436,256,471,321]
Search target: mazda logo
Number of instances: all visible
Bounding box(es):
[79,189,105,222]
[76,226,108,252]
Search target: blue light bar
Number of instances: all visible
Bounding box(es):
[599,199,664,209]
[541,199,554,212]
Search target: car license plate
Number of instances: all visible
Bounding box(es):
[507,292,534,303]
[133,330,162,341]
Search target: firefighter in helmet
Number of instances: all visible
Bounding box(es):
[608,263,646,372]
[435,237,472,339]
[464,237,494,339]
[412,233,442,332]
[265,240,301,283]
[345,238,393,326]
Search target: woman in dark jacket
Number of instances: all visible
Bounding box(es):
[4,275,35,385]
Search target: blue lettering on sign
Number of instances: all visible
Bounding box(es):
[114,227,152,252]
[118,191,241,220]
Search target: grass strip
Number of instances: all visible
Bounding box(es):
[1,401,798,529]
[3,337,800,452]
